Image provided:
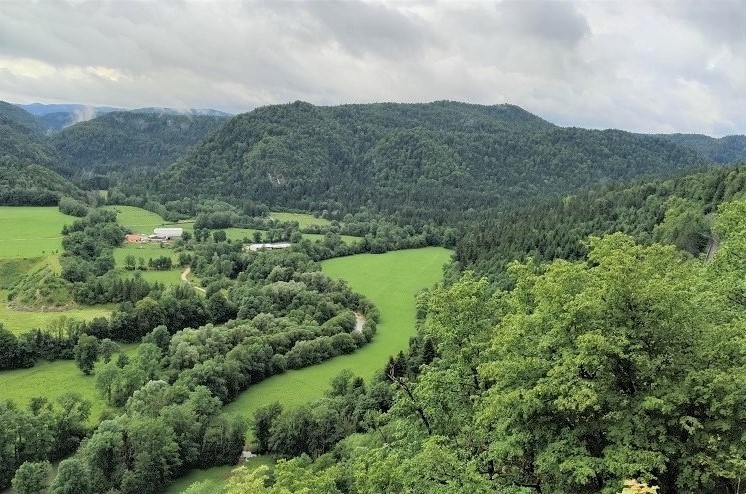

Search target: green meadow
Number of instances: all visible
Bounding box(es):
[103,205,194,235]
[0,289,114,335]
[0,343,139,423]
[270,211,331,228]
[0,206,75,258]
[223,247,451,418]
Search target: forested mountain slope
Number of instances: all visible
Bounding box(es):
[656,133,746,164]
[49,111,228,177]
[152,101,709,222]
[455,164,746,284]
[0,101,45,135]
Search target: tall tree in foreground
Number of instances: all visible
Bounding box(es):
[478,233,745,493]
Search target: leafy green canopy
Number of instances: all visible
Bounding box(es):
[220,201,746,494]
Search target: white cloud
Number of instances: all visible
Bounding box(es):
[0,0,744,136]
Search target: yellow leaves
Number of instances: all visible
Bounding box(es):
[620,479,659,494]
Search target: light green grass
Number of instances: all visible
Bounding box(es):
[224,227,262,242]
[223,247,451,419]
[103,205,194,235]
[137,269,183,285]
[302,232,360,245]
[0,206,75,258]
[0,343,139,423]
[0,289,114,335]
[113,244,177,266]
[270,211,331,228]
[165,456,276,494]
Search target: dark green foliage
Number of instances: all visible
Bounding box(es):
[11,461,52,494]
[455,165,746,285]
[58,196,89,216]
[0,394,91,490]
[151,101,708,224]
[49,111,227,177]
[74,334,99,374]
[658,133,746,164]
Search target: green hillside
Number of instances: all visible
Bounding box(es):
[50,111,228,176]
[656,133,746,164]
[151,101,707,223]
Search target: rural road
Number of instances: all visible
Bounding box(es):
[181,266,206,293]
[706,235,720,262]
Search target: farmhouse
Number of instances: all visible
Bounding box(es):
[246,242,292,252]
[150,227,183,240]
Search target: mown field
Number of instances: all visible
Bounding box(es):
[0,206,75,258]
[223,247,451,418]
[270,211,331,228]
[103,205,195,235]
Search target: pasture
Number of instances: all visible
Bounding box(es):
[0,343,139,423]
[270,211,331,228]
[0,206,74,258]
[103,205,194,235]
[223,247,451,418]
[0,289,114,335]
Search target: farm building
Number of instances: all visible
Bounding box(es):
[246,242,292,252]
[125,234,147,243]
[151,227,183,240]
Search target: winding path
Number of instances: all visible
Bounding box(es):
[181,266,206,293]
[353,312,365,334]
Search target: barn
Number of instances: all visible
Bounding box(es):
[152,227,183,240]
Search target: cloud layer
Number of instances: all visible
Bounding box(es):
[1,0,745,135]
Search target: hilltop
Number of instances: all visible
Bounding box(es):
[151,100,708,223]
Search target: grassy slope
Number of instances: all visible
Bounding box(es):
[0,207,75,258]
[223,247,451,418]
[0,289,114,335]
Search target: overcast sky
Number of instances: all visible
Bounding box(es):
[1,0,745,135]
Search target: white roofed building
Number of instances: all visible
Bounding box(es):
[152,228,183,240]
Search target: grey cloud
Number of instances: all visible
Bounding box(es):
[0,0,744,135]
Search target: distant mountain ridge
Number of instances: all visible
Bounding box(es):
[654,133,746,164]
[150,100,714,223]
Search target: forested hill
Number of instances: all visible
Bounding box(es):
[151,100,709,223]
[0,102,54,168]
[455,164,746,284]
[0,101,45,135]
[656,133,746,164]
[49,111,228,177]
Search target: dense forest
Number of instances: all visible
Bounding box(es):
[49,112,228,178]
[455,164,746,284]
[149,101,715,224]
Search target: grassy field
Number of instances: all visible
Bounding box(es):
[165,456,276,494]
[223,247,451,418]
[0,343,139,423]
[270,211,331,228]
[0,289,114,335]
[103,205,194,235]
[302,232,360,245]
[113,243,177,266]
[0,206,75,258]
